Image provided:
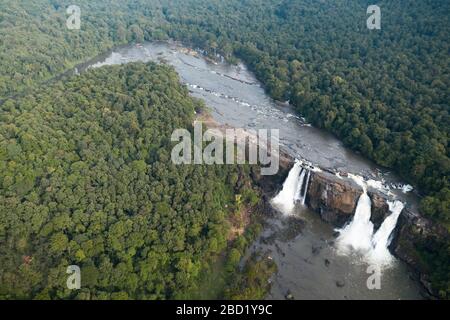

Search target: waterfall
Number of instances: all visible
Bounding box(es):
[336,174,405,267]
[272,158,314,215]
[337,189,374,253]
[301,170,311,206]
[367,200,404,266]
[336,175,374,253]
[294,168,306,202]
[275,162,405,267]
[272,160,303,214]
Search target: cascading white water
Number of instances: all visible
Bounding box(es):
[275,161,404,266]
[294,168,306,202]
[336,174,405,268]
[367,200,404,266]
[301,170,311,206]
[275,160,405,267]
[272,160,303,214]
[336,175,374,254]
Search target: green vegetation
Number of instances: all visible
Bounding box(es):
[0,0,448,298]
[224,252,277,300]
[182,211,272,300]
[416,239,450,299]
[0,62,261,299]
[1,1,447,219]
[164,0,450,223]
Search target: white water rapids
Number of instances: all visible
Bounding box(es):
[273,162,405,267]
[367,200,404,266]
[336,175,375,253]
[302,170,311,206]
[336,175,404,267]
[272,160,311,214]
[294,168,306,202]
[272,160,302,213]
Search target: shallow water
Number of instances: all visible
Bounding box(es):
[262,207,422,300]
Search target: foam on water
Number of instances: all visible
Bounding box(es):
[272,160,303,214]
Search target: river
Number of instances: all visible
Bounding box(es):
[76,41,425,299]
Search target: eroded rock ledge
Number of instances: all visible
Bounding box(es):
[306,170,390,229]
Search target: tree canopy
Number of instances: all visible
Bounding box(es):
[0,0,449,298]
[0,62,259,299]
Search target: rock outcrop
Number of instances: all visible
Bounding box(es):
[391,208,449,297]
[253,153,448,298]
[251,150,295,197]
[306,170,391,229]
[369,192,390,229]
[307,171,361,226]
[307,167,448,297]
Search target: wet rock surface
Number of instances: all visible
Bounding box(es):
[273,163,448,298]
[307,171,362,227]
[392,208,449,297]
[369,192,390,229]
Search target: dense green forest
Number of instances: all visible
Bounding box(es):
[163,0,450,222]
[0,62,264,299]
[1,0,447,219]
[0,0,448,297]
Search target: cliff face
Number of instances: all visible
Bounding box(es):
[252,155,448,297]
[307,172,361,226]
[303,169,448,297]
[251,150,295,197]
[392,209,449,295]
[306,171,390,229]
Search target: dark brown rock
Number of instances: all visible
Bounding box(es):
[307,171,361,227]
[369,191,390,229]
[254,155,448,298]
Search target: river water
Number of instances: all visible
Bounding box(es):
[78,41,424,299]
